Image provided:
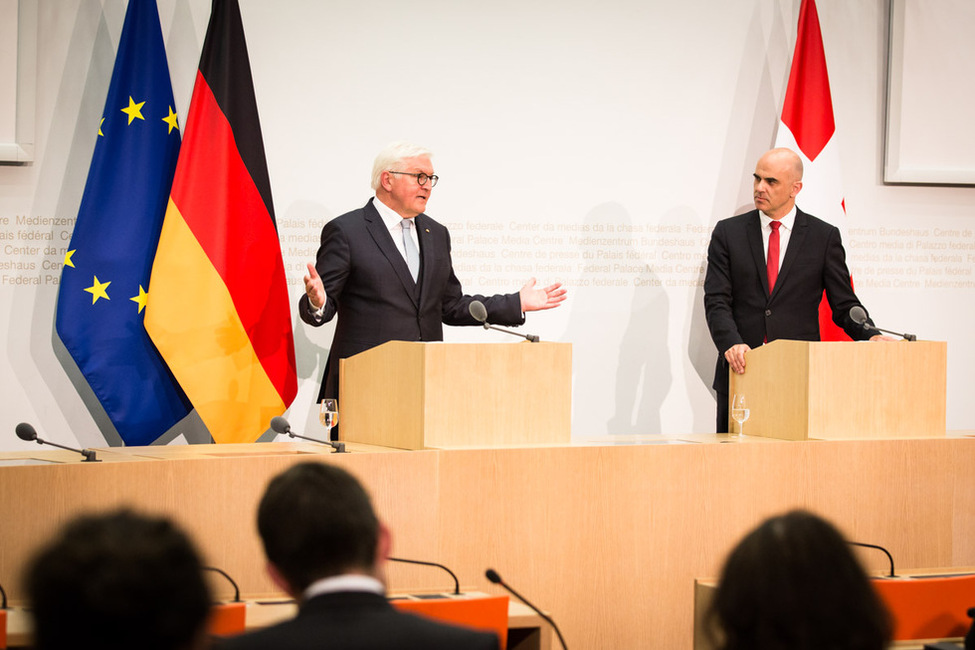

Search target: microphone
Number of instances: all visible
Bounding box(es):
[486,568,568,650]
[388,556,460,595]
[849,306,917,341]
[270,416,346,453]
[203,566,242,602]
[469,300,488,323]
[15,422,100,462]
[848,540,896,578]
[469,300,540,343]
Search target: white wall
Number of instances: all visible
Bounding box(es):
[1,0,973,450]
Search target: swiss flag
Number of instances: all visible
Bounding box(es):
[774,0,851,341]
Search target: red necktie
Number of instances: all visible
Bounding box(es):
[767,220,781,291]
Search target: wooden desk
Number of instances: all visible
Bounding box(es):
[1,435,974,648]
[3,595,550,650]
[694,569,975,650]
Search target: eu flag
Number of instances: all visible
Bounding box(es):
[55,0,191,446]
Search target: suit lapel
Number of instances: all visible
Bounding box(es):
[771,208,808,300]
[363,200,419,308]
[746,211,770,297]
[413,213,434,302]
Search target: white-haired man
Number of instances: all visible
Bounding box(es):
[300,142,565,416]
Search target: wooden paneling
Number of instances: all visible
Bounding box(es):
[340,342,572,449]
[1,436,973,648]
[730,341,947,440]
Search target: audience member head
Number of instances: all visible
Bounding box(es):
[706,509,891,650]
[257,462,388,596]
[25,509,212,650]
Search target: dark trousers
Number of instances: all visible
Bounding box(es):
[715,391,729,433]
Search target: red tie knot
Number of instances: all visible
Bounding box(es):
[770,220,782,231]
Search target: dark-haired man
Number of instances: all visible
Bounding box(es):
[25,509,212,650]
[219,462,499,649]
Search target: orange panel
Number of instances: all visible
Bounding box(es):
[207,602,247,638]
[872,574,975,640]
[393,595,508,649]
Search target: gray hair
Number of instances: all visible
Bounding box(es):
[371,141,434,190]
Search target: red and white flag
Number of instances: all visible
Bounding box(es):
[774,0,850,341]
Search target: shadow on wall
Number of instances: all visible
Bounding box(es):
[257,199,338,442]
[17,0,121,447]
[685,0,792,432]
[563,201,670,437]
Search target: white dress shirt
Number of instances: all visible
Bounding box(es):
[760,206,797,270]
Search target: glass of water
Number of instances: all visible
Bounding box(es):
[319,398,338,438]
[730,394,749,438]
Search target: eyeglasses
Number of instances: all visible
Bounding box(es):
[388,171,439,187]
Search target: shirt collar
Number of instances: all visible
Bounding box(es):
[303,574,385,602]
[374,195,414,232]
[760,205,797,231]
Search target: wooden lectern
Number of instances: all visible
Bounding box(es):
[728,340,946,440]
[339,341,572,449]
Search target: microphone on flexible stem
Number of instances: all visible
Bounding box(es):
[388,557,461,595]
[203,566,242,602]
[270,416,346,453]
[15,422,100,462]
[486,568,568,650]
[849,306,916,341]
[469,301,540,343]
[848,541,896,578]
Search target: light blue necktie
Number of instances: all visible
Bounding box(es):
[401,219,420,282]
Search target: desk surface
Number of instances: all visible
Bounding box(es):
[2,435,973,649]
[4,594,550,649]
[694,570,975,650]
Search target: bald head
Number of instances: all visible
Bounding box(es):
[753,148,803,219]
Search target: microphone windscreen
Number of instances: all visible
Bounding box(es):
[469,300,488,323]
[15,422,37,441]
[269,416,291,434]
[849,305,867,325]
[485,568,502,584]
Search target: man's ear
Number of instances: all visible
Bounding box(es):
[373,521,393,586]
[376,521,392,564]
[266,560,299,599]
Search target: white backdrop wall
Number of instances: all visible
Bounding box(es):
[1,0,973,451]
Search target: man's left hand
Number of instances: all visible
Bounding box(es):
[869,334,900,342]
[519,278,567,312]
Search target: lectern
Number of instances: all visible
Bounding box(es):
[728,340,946,440]
[339,341,572,449]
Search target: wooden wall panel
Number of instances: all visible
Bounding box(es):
[1,436,973,648]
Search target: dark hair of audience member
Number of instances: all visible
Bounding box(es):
[706,509,892,650]
[25,509,212,650]
[258,462,379,593]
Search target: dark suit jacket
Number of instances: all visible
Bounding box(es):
[299,199,524,400]
[704,208,878,396]
[217,591,499,650]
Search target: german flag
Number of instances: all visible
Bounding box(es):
[145,0,296,444]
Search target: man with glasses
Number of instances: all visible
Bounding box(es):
[299,142,566,415]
